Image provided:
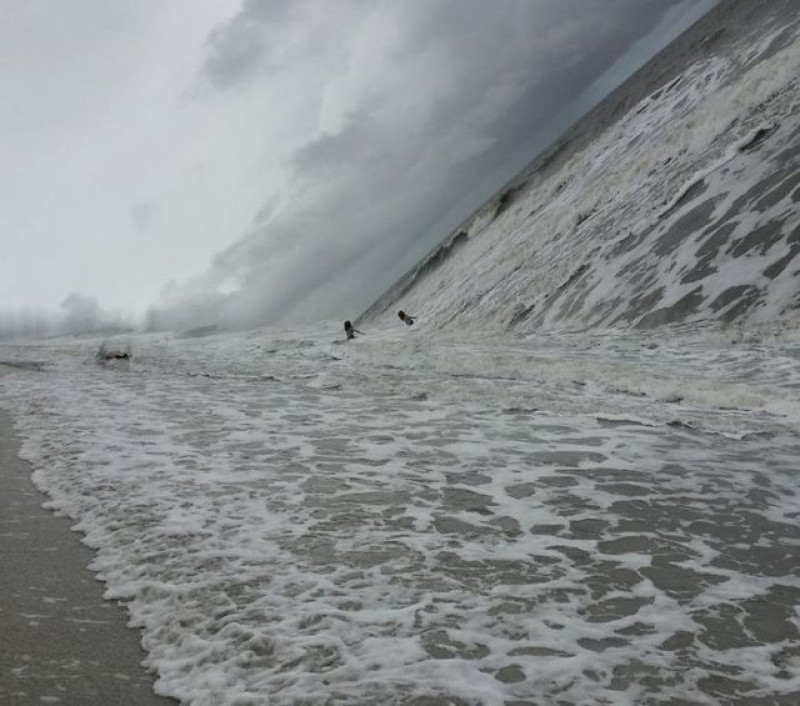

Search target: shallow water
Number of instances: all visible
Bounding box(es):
[1,323,799,705]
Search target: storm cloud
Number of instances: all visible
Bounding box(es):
[1,0,716,336]
[150,0,712,330]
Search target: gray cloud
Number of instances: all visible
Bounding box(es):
[201,0,358,90]
[151,0,713,330]
[130,201,157,234]
[202,0,292,88]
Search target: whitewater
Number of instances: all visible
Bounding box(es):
[0,320,798,705]
[2,0,800,704]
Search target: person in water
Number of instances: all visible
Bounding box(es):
[398,310,415,326]
[96,342,131,361]
[344,320,363,340]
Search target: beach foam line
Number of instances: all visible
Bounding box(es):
[0,402,177,706]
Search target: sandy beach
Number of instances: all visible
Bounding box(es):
[0,366,175,706]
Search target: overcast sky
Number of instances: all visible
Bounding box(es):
[1,0,717,331]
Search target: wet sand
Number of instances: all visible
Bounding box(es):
[0,367,175,706]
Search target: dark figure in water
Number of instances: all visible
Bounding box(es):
[344,320,363,340]
[398,310,415,325]
[96,342,131,362]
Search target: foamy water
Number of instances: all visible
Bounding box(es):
[1,322,799,705]
[367,3,800,337]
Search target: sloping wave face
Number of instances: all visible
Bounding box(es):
[364,0,800,335]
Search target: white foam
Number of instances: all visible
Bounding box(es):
[1,323,799,704]
[378,20,800,336]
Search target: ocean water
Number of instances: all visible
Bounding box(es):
[364,0,800,336]
[1,322,799,705]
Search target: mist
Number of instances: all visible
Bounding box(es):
[0,295,133,341]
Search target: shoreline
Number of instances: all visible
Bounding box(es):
[0,367,175,705]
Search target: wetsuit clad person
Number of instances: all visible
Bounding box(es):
[398,310,415,325]
[344,320,363,340]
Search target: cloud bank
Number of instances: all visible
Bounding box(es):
[149,0,706,330]
[1,0,714,337]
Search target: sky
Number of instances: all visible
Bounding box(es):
[0,0,717,333]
